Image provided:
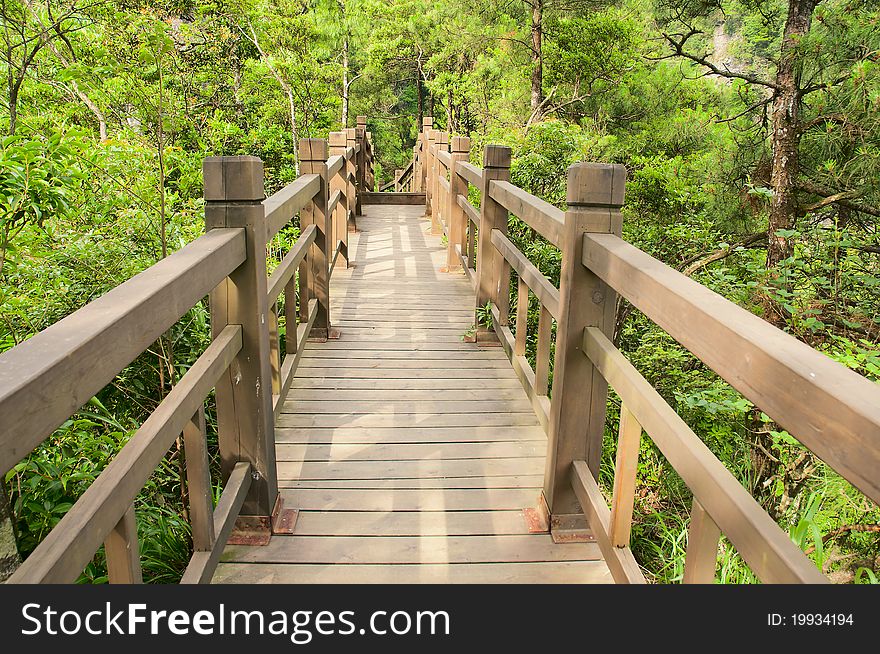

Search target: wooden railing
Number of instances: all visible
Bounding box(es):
[420,119,880,584]
[0,119,372,584]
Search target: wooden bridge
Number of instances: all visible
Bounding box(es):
[1,116,878,585]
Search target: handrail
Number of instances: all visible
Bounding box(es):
[327,154,345,177]
[379,160,414,192]
[2,118,375,584]
[583,232,880,506]
[457,161,482,187]
[0,228,246,476]
[457,194,479,225]
[491,229,560,319]
[489,180,564,248]
[581,327,827,584]
[267,224,317,303]
[417,117,878,583]
[436,149,451,168]
[264,173,321,239]
[9,324,243,583]
[328,188,342,216]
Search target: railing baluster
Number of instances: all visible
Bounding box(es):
[268,302,281,395]
[104,504,142,583]
[447,137,470,272]
[475,145,512,338]
[184,406,215,552]
[203,155,277,520]
[544,162,626,539]
[609,404,642,547]
[299,138,331,340]
[345,128,358,232]
[683,498,721,583]
[329,131,349,268]
[514,278,530,357]
[355,116,367,217]
[419,117,432,192]
[425,128,437,227]
[535,304,552,396]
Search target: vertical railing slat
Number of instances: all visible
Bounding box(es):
[514,278,530,357]
[683,498,722,583]
[535,304,552,396]
[104,504,142,584]
[184,406,215,552]
[609,404,642,547]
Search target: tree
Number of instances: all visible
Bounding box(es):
[661,0,880,295]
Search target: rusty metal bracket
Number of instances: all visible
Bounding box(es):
[522,493,550,533]
[227,495,298,546]
[550,512,595,544]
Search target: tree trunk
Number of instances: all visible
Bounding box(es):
[342,34,350,127]
[416,72,423,126]
[530,0,543,117]
[766,0,817,271]
[0,483,20,582]
[447,88,453,133]
[753,0,818,501]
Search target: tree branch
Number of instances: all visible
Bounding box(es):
[662,30,780,91]
[795,179,880,218]
[679,233,767,276]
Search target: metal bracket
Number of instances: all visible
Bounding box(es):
[227,495,298,546]
[550,513,595,544]
[522,493,550,533]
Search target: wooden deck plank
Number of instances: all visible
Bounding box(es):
[289,511,535,536]
[287,388,534,400]
[221,534,601,564]
[289,378,524,390]
[213,561,613,584]
[296,372,516,388]
[215,203,610,585]
[276,441,544,461]
[280,400,533,414]
[280,476,545,489]
[277,458,545,479]
[275,413,540,428]
[279,488,541,511]
[297,358,511,368]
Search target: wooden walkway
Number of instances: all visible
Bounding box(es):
[213,203,611,583]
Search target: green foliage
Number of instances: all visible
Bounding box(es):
[2,0,878,585]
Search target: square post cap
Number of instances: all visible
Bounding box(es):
[299,138,329,161]
[566,163,626,207]
[203,156,264,201]
[483,145,511,169]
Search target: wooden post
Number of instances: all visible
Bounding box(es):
[329,131,349,268]
[446,136,470,271]
[412,145,420,193]
[355,116,367,216]
[204,155,278,519]
[543,162,625,541]
[345,128,358,232]
[366,131,374,191]
[431,131,448,235]
[474,144,512,340]
[424,129,436,219]
[418,117,432,193]
[395,169,402,192]
[299,139,331,340]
